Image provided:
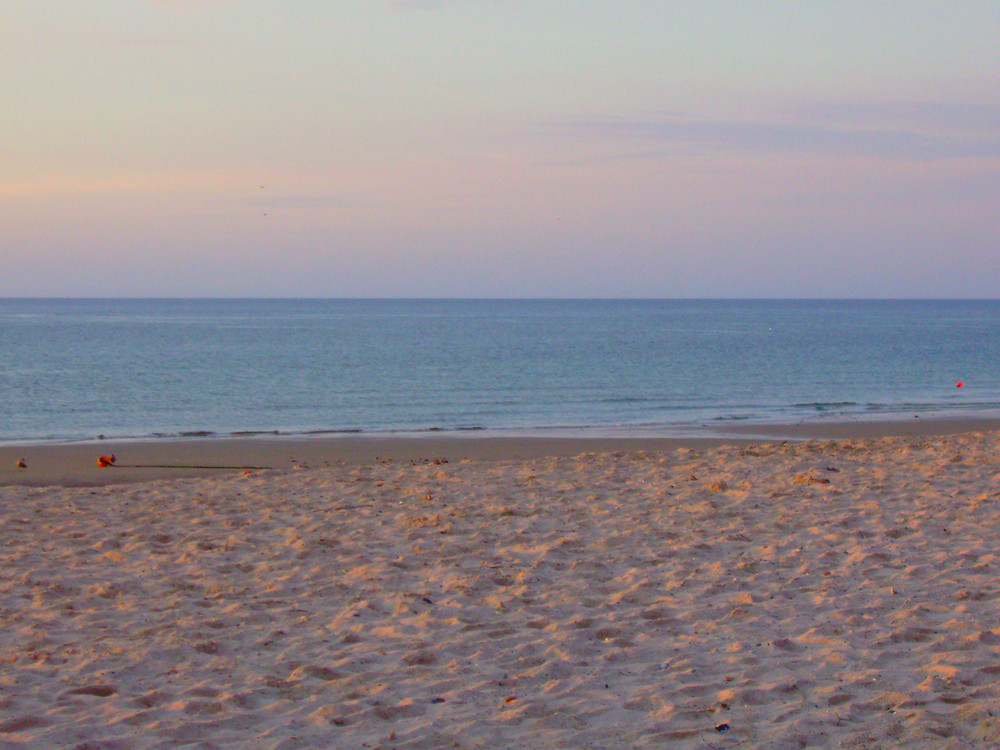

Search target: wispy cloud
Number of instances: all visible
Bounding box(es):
[789,100,1000,134]
[556,101,1000,160]
[239,194,348,210]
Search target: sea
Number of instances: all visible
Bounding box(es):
[2,298,999,445]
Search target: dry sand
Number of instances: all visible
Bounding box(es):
[2,425,1000,748]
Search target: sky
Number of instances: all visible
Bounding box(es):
[3,1,999,298]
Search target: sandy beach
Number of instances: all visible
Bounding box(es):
[2,422,1000,748]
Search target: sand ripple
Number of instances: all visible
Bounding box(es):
[2,433,1000,748]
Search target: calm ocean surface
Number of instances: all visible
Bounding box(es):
[2,298,999,444]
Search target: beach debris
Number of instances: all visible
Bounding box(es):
[793,472,830,485]
[16,458,27,468]
[97,454,116,467]
[715,722,731,733]
[128,461,272,470]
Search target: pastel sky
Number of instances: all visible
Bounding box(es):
[4,1,999,297]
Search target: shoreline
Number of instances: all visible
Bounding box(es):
[3,415,999,487]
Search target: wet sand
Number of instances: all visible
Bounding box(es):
[3,416,998,487]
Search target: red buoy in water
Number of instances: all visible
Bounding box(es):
[956,381,964,388]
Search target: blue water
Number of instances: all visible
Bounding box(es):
[2,299,999,444]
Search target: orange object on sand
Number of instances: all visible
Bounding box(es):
[16,458,27,469]
[97,454,116,467]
